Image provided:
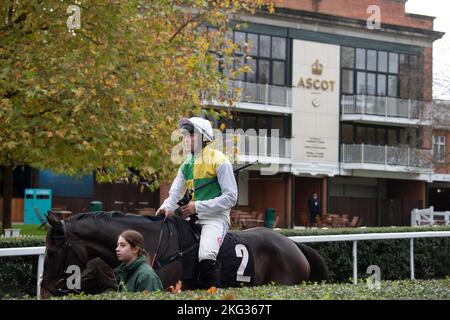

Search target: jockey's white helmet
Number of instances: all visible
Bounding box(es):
[178,117,214,142]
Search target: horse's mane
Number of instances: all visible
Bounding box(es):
[63,211,164,223]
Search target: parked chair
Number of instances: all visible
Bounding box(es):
[349,216,359,228]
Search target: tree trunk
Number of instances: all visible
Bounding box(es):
[1,166,13,233]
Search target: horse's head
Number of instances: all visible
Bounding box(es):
[41,212,90,298]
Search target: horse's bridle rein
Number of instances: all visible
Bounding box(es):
[41,220,86,296]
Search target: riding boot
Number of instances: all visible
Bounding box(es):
[197,259,221,289]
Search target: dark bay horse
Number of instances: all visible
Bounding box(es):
[41,211,329,297]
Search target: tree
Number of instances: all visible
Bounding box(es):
[0,0,272,231]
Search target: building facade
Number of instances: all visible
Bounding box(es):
[197,0,448,228]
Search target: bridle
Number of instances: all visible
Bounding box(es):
[41,220,86,296]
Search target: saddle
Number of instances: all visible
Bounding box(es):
[169,216,255,287]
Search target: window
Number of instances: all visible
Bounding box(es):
[342,70,354,94]
[342,124,354,144]
[367,50,377,71]
[207,28,287,86]
[356,48,366,69]
[357,72,366,94]
[377,74,386,96]
[378,51,388,72]
[247,33,258,56]
[388,75,398,97]
[367,73,376,95]
[389,53,399,73]
[272,61,285,86]
[259,35,271,58]
[341,47,406,99]
[387,129,397,146]
[271,37,286,60]
[342,47,354,68]
[433,136,446,162]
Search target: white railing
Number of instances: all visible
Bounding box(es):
[341,144,431,169]
[411,206,450,226]
[1,231,450,297]
[230,80,292,108]
[291,231,450,285]
[341,95,428,120]
[0,246,45,299]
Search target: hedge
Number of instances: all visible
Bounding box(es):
[31,279,448,300]
[0,237,45,299]
[1,226,449,298]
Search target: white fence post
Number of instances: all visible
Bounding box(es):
[353,241,358,285]
[37,254,45,299]
[410,238,415,280]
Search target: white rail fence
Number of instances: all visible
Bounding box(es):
[291,231,450,284]
[1,231,450,298]
[341,144,431,168]
[411,207,450,226]
[341,94,428,120]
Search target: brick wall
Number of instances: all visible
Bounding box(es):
[275,0,434,30]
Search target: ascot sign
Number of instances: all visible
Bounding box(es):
[297,59,336,92]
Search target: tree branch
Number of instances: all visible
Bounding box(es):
[169,12,207,42]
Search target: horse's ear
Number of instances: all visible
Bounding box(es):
[46,211,61,228]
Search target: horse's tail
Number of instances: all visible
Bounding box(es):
[295,242,330,283]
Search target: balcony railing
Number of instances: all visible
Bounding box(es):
[219,134,292,159]
[341,95,429,121]
[228,80,292,108]
[341,144,431,169]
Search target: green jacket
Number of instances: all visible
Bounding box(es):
[114,255,163,293]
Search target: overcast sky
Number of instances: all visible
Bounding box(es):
[405,0,450,99]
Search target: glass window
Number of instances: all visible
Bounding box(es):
[257,115,269,130]
[234,31,246,55]
[387,129,397,146]
[258,59,270,84]
[367,127,376,144]
[246,58,257,82]
[367,50,377,71]
[388,75,398,97]
[234,56,245,80]
[433,136,446,162]
[389,53,398,73]
[357,72,366,94]
[399,128,407,145]
[355,126,365,144]
[356,48,366,69]
[342,124,354,144]
[377,74,386,96]
[247,33,258,56]
[242,115,256,131]
[342,70,354,94]
[271,117,285,137]
[259,35,271,58]
[367,73,376,95]
[377,128,386,145]
[342,47,355,68]
[272,61,285,86]
[271,37,286,60]
[378,51,388,72]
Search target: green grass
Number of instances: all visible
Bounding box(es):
[25,279,449,300]
[10,224,48,237]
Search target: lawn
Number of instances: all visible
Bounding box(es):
[10,224,48,237]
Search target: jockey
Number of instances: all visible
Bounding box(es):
[156,116,238,288]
